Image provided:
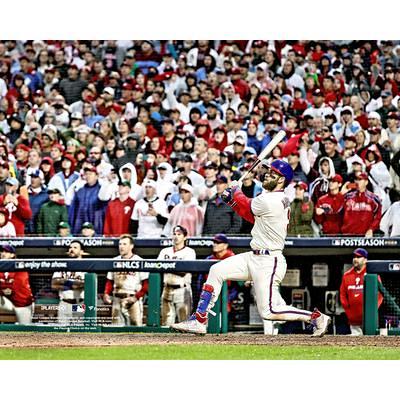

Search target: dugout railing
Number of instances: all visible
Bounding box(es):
[364,260,400,336]
[0,236,399,334]
[0,258,229,333]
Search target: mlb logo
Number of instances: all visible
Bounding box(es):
[15,262,25,269]
[72,304,86,312]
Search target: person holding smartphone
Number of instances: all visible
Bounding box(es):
[314,174,345,235]
[0,177,32,236]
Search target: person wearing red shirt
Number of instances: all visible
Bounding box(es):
[341,172,382,237]
[0,178,32,236]
[0,245,34,324]
[340,248,383,335]
[314,174,344,235]
[103,181,136,236]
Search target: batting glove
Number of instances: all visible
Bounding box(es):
[221,187,236,203]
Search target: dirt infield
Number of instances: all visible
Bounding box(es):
[0,332,399,348]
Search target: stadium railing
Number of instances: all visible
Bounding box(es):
[364,260,400,336]
[0,258,228,333]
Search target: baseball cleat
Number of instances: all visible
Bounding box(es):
[171,315,207,335]
[310,308,331,337]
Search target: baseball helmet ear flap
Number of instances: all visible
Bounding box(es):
[269,159,294,186]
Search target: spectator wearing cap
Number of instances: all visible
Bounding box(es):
[385,112,400,154]
[193,119,213,143]
[204,101,224,131]
[287,181,314,237]
[164,89,191,123]
[14,143,30,176]
[340,248,383,335]
[81,221,96,237]
[41,124,57,157]
[208,126,228,152]
[131,179,169,238]
[103,181,136,236]
[202,175,241,235]
[367,111,391,146]
[26,169,48,234]
[40,157,55,186]
[199,161,219,202]
[376,90,397,128]
[314,174,344,235]
[332,106,361,142]
[47,153,80,201]
[0,207,16,237]
[0,177,32,236]
[57,221,71,237]
[360,127,391,170]
[0,244,34,324]
[229,136,247,170]
[341,172,382,237]
[96,87,116,117]
[36,188,68,236]
[59,64,88,105]
[68,166,108,234]
[163,183,204,237]
[26,89,50,123]
[316,135,348,178]
[171,154,205,196]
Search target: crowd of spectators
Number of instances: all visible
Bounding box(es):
[0,40,399,238]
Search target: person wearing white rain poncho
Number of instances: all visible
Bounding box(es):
[156,162,175,202]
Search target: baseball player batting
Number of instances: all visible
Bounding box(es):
[172,159,331,336]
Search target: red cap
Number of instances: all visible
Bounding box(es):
[132,84,144,92]
[330,174,343,184]
[16,144,31,153]
[323,134,338,144]
[122,82,133,91]
[295,181,308,191]
[231,67,241,75]
[34,89,45,97]
[52,143,64,152]
[356,172,369,181]
[84,165,98,174]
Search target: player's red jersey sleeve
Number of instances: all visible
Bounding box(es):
[228,189,255,224]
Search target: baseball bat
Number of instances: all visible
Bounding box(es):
[238,129,287,184]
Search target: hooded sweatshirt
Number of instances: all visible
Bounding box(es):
[309,156,335,203]
[98,162,142,202]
